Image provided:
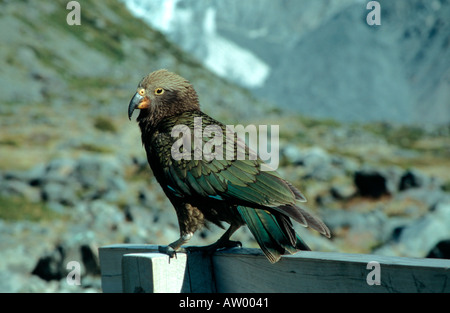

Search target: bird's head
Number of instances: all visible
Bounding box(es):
[128,69,200,121]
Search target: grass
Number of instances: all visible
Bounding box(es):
[361,122,447,151]
[0,138,20,147]
[0,196,58,222]
[75,143,114,154]
[94,116,118,133]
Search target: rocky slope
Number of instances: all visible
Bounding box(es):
[0,0,449,292]
[123,0,450,125]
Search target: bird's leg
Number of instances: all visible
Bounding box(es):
[158,232,193,258]
[186,224,242,255]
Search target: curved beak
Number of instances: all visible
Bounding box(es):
[128,93,150,120]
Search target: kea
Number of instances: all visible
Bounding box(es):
[128,69,330,263]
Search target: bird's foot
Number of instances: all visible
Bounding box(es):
[186,240,242,256]
[158,233,192,261]
[158,245,185,259]
[217,239,242,250]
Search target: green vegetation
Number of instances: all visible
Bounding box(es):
[0,196,58,222]
[362,122,425,149]
[0,138,20,147]
[75,143,114,153]
[94,116,117,133]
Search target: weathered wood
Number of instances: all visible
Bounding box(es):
[186,251,216,293]
[99,244,450,293]
[213,248,450,292]
[122,253,190,293]
[99,244,215,293]
[99,244,159,292]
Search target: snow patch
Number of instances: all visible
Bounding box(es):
[121,0,270,88]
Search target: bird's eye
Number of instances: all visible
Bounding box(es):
[138,88,146,96]
[154,88,164,95]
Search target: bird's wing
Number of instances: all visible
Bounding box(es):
[156,113,303,204]
[152,112,330,238]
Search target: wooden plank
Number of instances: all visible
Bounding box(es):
[212,248,450,293]
[99,244,160,292]
[99,244,450,293]
[122,253,190,293]
[99,244,216,293]
[186,251,216,293]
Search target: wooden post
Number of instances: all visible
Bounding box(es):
[122,253,190,293]
[99,244,215,293]
[99,244,157,293]
[99,244,450,293]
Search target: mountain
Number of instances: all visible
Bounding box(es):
[121,0,450,125]
[0,0,275,170]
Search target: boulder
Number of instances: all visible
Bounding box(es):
[374,201,450,257]
[354,166,402,198]
[427,239,450,259]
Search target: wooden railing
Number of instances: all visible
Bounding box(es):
[99,244,450,293]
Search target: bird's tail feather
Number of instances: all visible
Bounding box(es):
[237,206,310,263]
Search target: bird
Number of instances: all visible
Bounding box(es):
[128,69,331,263]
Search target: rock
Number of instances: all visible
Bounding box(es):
[73,155,126,202]
[282,145,330,166]
[398,169,438,191]
[282,146,342,181]
[427,239,450,259]
[374,201,450,257]
[324,209,391,241]
[80,244,101,276]
[41,181,78,206]
[0,178,41,202]
[354,171,388,198]
[281,145,303,165]
[300,147,331,168]
[42,158,77,184]
[31,241,100,284]
[330,155,360,175]
[330,181,356,200]
[399,169,423,190]
[395,187,450,209]
[0,155,128,206]
[354,166,402,198]
[31,245,66,281]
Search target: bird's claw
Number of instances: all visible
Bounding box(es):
[221,240,242,250]
[158,245,178,259]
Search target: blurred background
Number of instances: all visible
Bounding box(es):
[0,0,449,292]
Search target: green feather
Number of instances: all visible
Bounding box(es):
[219,168,248,187]
[189,161,202,178]
[195,173,217,195]
[207,172,227,192]
[237,206,282,263]
[231,160,259,176]
[169,165,191,196]
[237,206,310,263]
[186,171,208,197]
[225,164,254,183]
[226,183,270,206]
[247,179,287,205]
[257,172,295,201]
